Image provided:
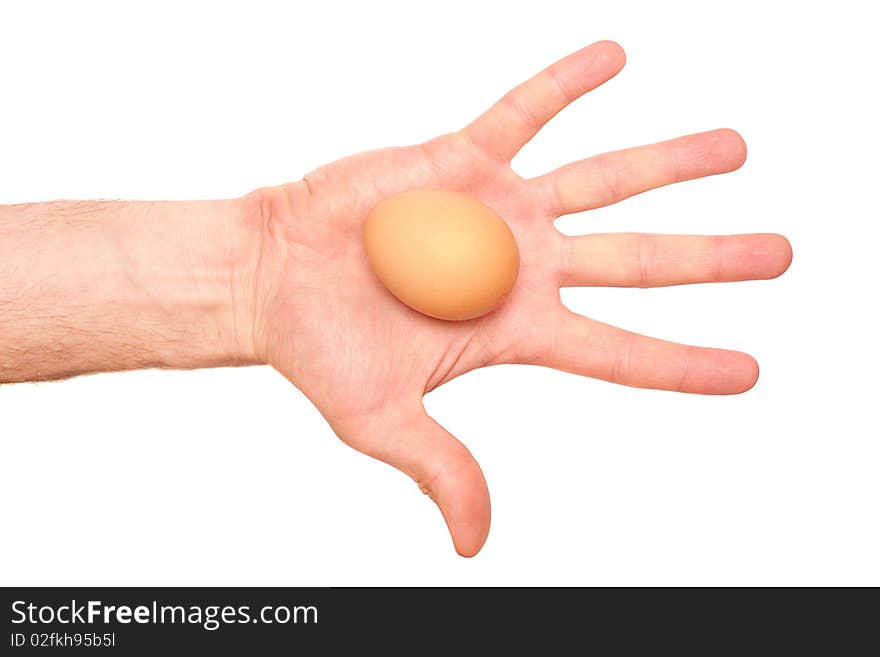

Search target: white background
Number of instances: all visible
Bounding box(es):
[1,1,877,586]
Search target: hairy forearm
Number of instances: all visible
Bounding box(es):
[0,195,264,383]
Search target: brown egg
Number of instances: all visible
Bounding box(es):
[363,189,520,321]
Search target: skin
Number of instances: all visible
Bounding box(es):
[0,41,792,556]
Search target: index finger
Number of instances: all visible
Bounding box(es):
[462,40,626,162]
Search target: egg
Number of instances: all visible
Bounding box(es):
[363,189,520,321]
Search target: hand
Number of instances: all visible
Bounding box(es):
[250,41,792,556]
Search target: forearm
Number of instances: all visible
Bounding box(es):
[0,195,264,383]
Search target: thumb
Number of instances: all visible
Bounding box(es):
[338,403,491,557]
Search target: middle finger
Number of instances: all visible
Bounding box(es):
[561,232,793,287]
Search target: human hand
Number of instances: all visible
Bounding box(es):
[249,41,792,556]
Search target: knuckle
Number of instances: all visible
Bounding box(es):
[636,233,657,288]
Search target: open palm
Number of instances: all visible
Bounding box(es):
[253,41,792,556]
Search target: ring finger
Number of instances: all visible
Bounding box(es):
[534,128,748,216]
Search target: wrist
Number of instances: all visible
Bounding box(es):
[110,195,266,370]
[245,181,312,365]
